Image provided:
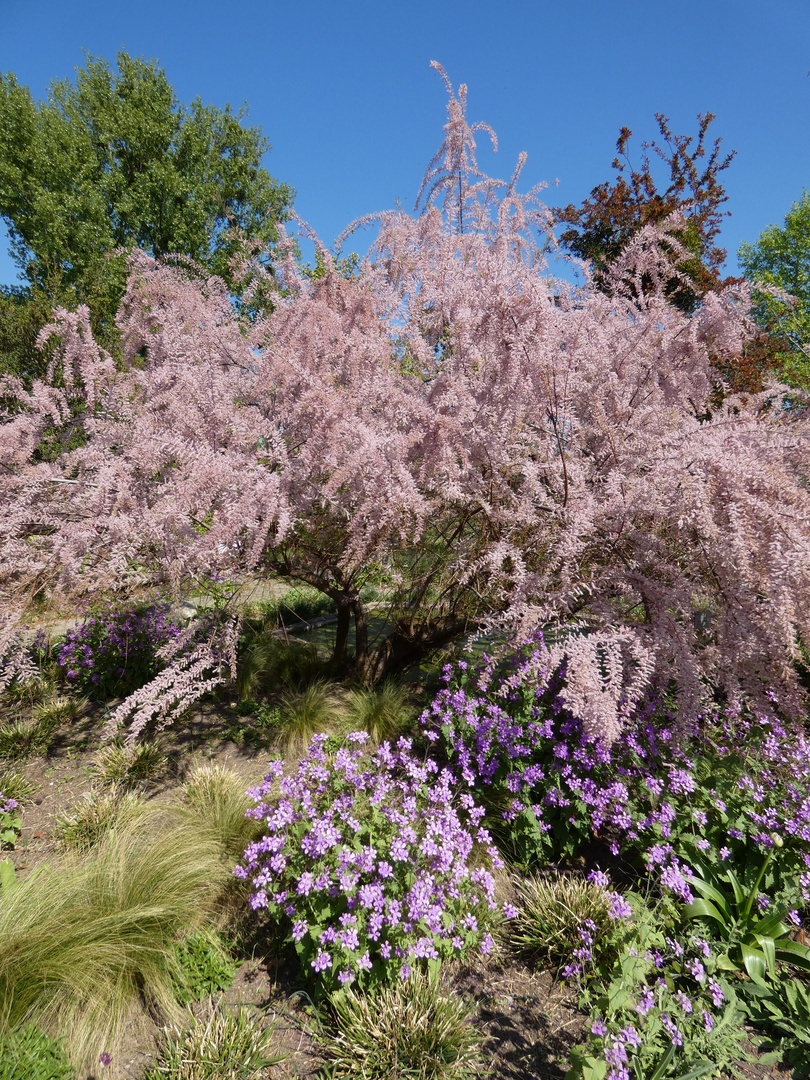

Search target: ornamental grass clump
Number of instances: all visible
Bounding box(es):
[0,807,235,1071]
[237,732,507,993]
[324,969,483,1080]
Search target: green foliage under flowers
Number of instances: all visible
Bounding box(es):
[144,1001,284,1080]
[565,893,745,1080]
[322,970,482,1080]
[169,928,238,1006]
[510,872,616,973]
[91,737,168,791]
[679,839,810,985]
[0,794,22,853]
[0,1024,75,1080]
[0,806,235,1071]
[741,977,810,1078]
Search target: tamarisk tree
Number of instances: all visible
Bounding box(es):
[2,63,810,744]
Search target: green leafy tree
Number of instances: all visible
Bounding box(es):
[738,191,810,389]
[0,51,293,379]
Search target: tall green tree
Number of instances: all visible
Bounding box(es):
[738,191,810,389]
[0,51,294,378]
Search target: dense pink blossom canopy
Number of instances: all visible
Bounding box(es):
[2,64,810,742]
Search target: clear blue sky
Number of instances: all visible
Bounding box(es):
[1,0,808,287]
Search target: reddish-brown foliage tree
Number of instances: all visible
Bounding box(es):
[2,64,810,745]
[554,114,734,313]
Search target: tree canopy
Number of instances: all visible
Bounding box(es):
[2,64,809,748]
[738,191,810,389]
[0,52,294,378]
[553,113,734,315]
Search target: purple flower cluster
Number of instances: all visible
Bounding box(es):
[57,603,182,699]
[236,732,506,991]
[421,646,810,914]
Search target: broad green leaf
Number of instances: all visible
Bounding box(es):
[752,933,776,979]
[689,876,732,919]
[741,942,769,985]
[775,939,810,974]
[683,898,726,925]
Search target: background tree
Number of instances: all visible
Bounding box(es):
[738,190,810,389]
[553,114,734,315]
[2,65,809,748]
[0,51,294,379]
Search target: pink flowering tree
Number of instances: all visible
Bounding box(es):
[2,63,810,743]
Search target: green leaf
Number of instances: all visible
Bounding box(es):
[673,1061,716,1080]
[774,939,810,974]
[741,942,769,986]
[752,933,777,980]
[0,858,15,890]
[688,876,732,920]
[682,898,726,926]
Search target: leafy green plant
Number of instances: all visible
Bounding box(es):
[741,976,810,1078]
[53,789,147,852]
[31,697,88,728]
[681,838,810,985]
[92,738,168,791]
[144,1001,284,1080]
[0,806,235,1070]
[0,793,22,853]
[169,928,238,1005]
[344,680,415,744]
[0,1024,75,1080]
[566,893,745,1080]
[324,970,482,1080]
[510,872,616,973]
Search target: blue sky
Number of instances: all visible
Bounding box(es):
[1,0,808,288]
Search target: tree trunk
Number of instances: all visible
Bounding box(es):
[351,596,371,683]
[333,596,352,666]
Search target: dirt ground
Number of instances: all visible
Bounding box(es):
[2,696,799,1080]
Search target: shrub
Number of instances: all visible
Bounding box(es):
[237,732,507,993]
[324,970,482,1080]
[56,603,182,700]
[0,1024,75,1080]
[144,1002,283,1080]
